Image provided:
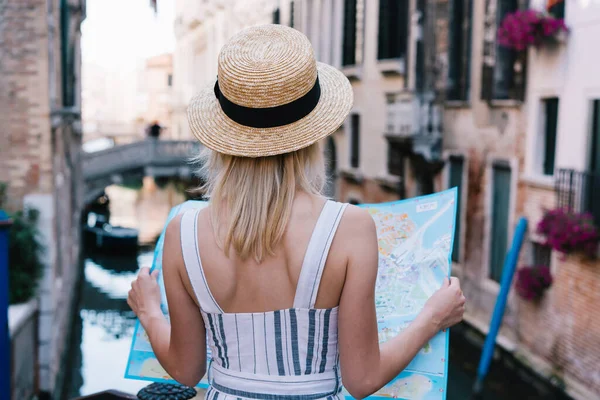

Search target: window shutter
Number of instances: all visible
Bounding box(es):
[461,0,473,100]
[378,0,391,60]
[543,98,559,176]
[350,114,360,168]
[342,0,357,66]
[448,156,464,262]
[480,0,497,101]
[490,161,511,282]
[415,0,426,91]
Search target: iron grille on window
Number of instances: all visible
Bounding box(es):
[555,168,600,227]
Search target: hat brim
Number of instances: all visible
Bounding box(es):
[186,62,354,158]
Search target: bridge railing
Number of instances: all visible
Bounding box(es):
[82,139,202,181]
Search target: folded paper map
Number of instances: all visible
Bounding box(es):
[125,188,457,399]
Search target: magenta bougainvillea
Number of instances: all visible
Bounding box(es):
[536,208,599,258]
[515,265,553,301]
[497,9,568,51]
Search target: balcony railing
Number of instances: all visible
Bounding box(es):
[555,168,600,226]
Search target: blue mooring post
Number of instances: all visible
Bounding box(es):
[0,210,13,400]
[472,217,528,398]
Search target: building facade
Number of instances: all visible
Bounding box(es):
[295,0,447,204]
[298,0,599,399]
[137,53,174,139]
[0,0,86,398]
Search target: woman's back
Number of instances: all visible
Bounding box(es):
[189,192,349,314]
[175,192,352,399]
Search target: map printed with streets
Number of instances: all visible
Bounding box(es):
[125,188,458,399]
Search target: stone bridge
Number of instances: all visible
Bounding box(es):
[82,139,202,204]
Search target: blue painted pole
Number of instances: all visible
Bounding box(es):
[472,217,528,397]
[0,210,13,400]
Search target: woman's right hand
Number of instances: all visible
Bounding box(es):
[420,277,466,331]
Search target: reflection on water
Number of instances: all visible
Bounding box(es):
[67,251,155,397]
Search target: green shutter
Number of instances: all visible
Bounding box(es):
[342,0,357,66]
[543,98,559,176]
[448,156,464,262]
[490,162,511,282]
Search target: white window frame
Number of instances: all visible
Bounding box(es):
[442,150,469,269]
[482,155,519,294]
[524,89,560,188]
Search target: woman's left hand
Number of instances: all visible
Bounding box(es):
[128,267,162,324]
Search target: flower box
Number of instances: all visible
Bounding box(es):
[498,9,568,51]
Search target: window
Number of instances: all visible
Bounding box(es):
[490,161,512,282]
[481,0,525,101]
[167,74,173,87]
[342,0,357,66]
[350,114,360,168]
[532,242,551,267]
[61,0,76,107]
[447,0,473,101]
[415,0,426,91]
[377,0,409,61]
[494,0,518,100]
[290,1,295,28]
[547,0,565,19]
[448,155,465,262]
[540,98,559,176]
[273,7,280,24]
[587,100,600,225]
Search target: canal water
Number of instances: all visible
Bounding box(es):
[65,183,571,399]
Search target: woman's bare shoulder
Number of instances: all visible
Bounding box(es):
[336,203,377,244]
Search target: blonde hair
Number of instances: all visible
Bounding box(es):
[196,142,326,263]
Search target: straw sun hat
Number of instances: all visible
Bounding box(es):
[186,24,354,158]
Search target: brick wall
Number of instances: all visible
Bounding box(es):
[0,0,54,211]
[515,183,600,397]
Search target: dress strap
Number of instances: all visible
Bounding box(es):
[180,208,224,314]
[293,201,348,309]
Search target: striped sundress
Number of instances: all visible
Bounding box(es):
[180,200,348,399]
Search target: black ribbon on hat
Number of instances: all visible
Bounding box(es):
[214,77,321,129]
